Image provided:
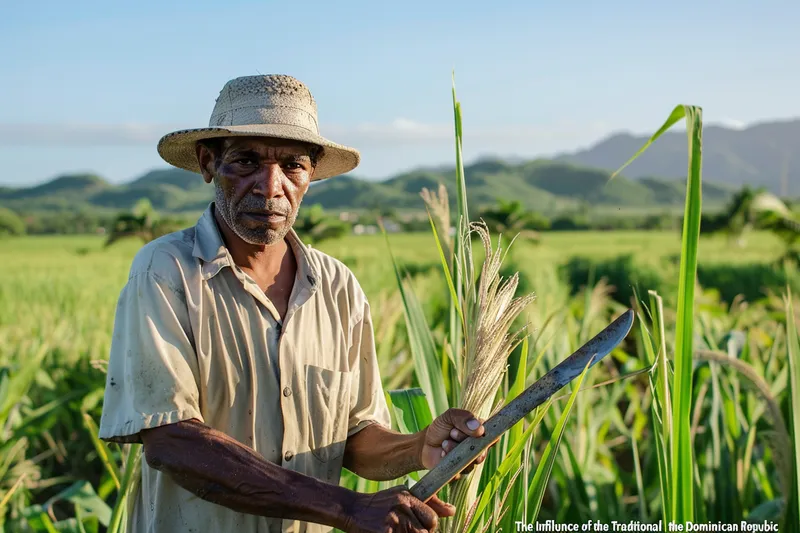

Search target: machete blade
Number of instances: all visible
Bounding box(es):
[409,308,635,502]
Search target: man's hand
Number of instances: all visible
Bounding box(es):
[343,485,454,533]
[418,408,489,481]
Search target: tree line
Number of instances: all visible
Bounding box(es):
[1,186,797,267]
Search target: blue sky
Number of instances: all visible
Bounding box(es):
[1,0,797,186]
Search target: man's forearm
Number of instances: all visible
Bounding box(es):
[141,419,356,530]
[343,423,425,481]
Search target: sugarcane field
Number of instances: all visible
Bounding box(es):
[2,3,800,533]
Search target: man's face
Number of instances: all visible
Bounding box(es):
[197,136,317,246]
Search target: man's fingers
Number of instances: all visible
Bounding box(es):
[426,494,456,517]
[446,408,485,438]
[408,497,439,532]
[442,439,462,453]
[430,408,485,441]
[449,428,467,442]
[400,507,428,532]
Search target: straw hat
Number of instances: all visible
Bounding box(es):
[157,74,360,181]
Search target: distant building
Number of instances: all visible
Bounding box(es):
[353,224,379,235]
[383,221,401,233]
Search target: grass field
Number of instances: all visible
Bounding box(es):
[2,226,799,531]
[0,229,789,361]
[1,229,788,341]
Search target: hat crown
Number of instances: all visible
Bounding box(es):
[208,74,319,134]
[157,73,360,181]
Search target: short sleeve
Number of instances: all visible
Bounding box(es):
[347,301,391,437]
[98,271,203,444]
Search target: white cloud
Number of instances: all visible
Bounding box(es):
[0,118,611,150]
[324,119,450,142]
[0,123,180,145]
[324,118,613,152]
[717,118,746,130]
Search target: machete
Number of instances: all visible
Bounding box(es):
[409,308,635,503]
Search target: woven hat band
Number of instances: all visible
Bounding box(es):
[209,105,319,134]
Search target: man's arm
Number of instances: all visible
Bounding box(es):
[141,418,456,533]
[140,418,357,529]
[342,424,424,481]
[343,408,489,482]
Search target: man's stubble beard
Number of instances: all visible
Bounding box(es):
[214,180,298,246]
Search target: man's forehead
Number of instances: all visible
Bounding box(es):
[221,136,315,155]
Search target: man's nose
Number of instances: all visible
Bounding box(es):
[252,164,284,198]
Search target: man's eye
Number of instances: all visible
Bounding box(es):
[235,158,256,166]
[285,162,302,170]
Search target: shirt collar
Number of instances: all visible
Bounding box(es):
[192,202,320,290]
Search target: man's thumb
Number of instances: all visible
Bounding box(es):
[434,408,484,438]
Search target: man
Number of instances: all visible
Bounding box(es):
[98,74,487,533]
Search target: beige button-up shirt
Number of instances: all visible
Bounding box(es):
[98,202,391,533]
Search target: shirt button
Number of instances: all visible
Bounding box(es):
[284,451,293,461]
[283,387,292,397]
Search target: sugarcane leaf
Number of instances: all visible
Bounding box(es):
[106,444,142,533]
[22,505,59,533]
[610,104,686,180]
[428,211,465,330]
[783,289,800,530]
[44,481,111,527]
[389,388,434,434]
[527,357,594,522]
[381,225,449,418]
[466,400,551,533]
[82,413,121,490]
[507,337,528,448]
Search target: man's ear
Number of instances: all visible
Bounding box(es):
[196,141,216,184]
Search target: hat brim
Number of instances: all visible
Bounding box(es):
[156,124,360,181]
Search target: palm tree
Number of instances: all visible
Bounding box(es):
[705,185,800,263]
[0,207,25,237]
[716,186,761,246]
[754,195,800,265]
[105,199,187,247]
[478,198,548,246]
[703,186,795,244]
[294,204,350,245]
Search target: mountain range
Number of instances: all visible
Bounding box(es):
[557,117,798,196]
[2,118,796,215]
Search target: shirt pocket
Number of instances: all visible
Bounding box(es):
[304,364,352,463]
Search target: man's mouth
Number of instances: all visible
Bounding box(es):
[242,211,288,223]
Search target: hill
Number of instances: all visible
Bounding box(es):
[0,158,737,216]
[303,158,736,215]
[1,173,110,201]
[557,118,799,196]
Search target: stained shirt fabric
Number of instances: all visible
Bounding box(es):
[98,202,391,533]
